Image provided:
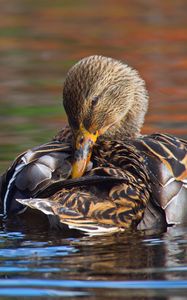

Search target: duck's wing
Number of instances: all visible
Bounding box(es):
[134,133,187,227]
[17,182,148,235]
[16,151,151,235]
[0,141,72,217]
[17,190,125,235]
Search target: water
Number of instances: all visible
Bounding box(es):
[0,225,187,299]
[0,0,187,298]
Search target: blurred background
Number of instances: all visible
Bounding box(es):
[0,0,187,173]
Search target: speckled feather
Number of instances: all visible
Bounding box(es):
[7,131,187,234]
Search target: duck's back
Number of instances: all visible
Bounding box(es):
[131,133,187,229]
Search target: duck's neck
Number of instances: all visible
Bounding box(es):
[102,79,149,141]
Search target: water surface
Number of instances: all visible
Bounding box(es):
[1,223,187,299]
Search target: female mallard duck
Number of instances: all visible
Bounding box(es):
[0,55,187,234]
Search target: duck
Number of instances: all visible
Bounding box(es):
[0,55,187,235]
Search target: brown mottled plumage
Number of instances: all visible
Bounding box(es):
[0,55,187,235]
[15,136,151,234]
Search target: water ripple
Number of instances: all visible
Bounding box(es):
[0,279,187,289]
[0,245,77,258]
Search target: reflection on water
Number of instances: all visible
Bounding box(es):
[0,0,187,298]
[0,224,187,299]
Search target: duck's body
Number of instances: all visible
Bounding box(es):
[0,55,187,235]
[1,128,186,234]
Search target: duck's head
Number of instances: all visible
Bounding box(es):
[63,55,148,178]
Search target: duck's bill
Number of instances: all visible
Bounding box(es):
[71,127,98,178]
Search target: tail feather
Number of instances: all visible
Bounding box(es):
[16,198,54,215]
[16,198,124,235]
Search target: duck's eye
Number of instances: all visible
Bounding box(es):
[91,95,99,106]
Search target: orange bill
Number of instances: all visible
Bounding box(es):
[71,124,98,178]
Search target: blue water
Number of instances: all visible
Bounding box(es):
[0,224,187,299]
